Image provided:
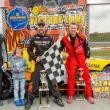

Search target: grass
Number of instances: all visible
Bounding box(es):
[91,50,110,58]
[90,34,110,42]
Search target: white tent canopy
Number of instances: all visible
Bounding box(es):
[87,0,110,4]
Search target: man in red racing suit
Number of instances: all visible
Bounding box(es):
[61,23,95,104]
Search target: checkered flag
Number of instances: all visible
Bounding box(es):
[42,39,66,85]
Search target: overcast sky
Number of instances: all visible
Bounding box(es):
[88,0,110,33]
[87,0,110,4]
[0,0,110,33]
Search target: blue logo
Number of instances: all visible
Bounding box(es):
[7,7,28,30]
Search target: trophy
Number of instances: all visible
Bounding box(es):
[39,70,49,107]
[76,68,85,100]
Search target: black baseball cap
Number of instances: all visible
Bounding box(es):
[38,20,45,26]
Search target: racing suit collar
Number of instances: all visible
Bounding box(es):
[37,33,46,37]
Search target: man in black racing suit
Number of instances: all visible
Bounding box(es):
[25,21,64,110]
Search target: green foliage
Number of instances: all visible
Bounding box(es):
[91,50,110,57]
[90,33,110,42]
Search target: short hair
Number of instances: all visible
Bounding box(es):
[37,20,45,26]
[14,47,23,56]
[69,23,79,28]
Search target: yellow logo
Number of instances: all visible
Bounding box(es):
[32,6,40,15]
[32,6,48,15]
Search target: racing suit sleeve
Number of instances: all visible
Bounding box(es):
[50,36,54,46]
[60,39,65,50]
[27,38,36,61]
[83,39,90,58]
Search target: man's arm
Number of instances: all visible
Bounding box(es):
[83,39,90,58]
[50,36,54,46]
[60,39,65,50]
[27,38,36,61]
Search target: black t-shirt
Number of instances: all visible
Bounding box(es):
[69,35,76,47]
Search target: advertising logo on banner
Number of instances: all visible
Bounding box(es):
[28,0,87,43]
[91,72,110,98]
[7,6,28,30]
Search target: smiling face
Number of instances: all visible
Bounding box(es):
[37,25,46,36]
[69,23,78,36]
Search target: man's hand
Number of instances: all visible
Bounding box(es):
[36,56,42,63]
[2,63,7,72]
[61,52,68,60]
[85,58,89,66]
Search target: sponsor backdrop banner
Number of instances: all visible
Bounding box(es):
[91,72,110,98]
[3,0,87,52]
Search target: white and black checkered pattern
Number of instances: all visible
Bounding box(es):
[1,8,6,37]
[42,39,66,85]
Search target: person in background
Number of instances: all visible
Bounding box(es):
[0,34,8,106]
[10,47,27,106]
[61,23,95,104]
